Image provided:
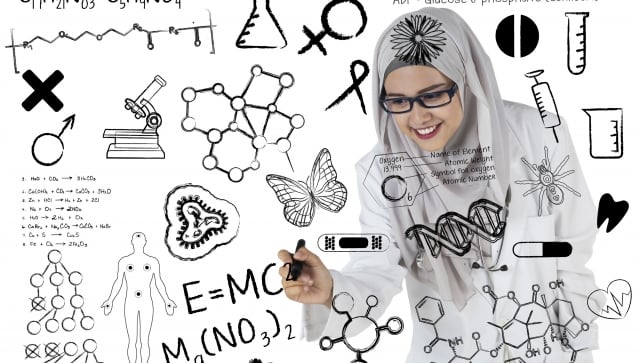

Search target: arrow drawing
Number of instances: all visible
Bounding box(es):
[31,114,76,166]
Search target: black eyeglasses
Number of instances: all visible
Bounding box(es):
[380,83,458,114]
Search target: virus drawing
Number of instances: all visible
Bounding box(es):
[164,184,240,261]
[390,15,446,65]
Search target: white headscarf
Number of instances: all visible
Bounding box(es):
[372,8,515,309]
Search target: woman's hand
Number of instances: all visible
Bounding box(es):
[277,247,333,308]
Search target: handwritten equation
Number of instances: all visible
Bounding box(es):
[20,175,113,248]
[19,0,182,10]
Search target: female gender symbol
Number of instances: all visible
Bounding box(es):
[298,0,367,55]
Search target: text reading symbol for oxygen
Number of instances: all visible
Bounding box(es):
[236,0,287,49]
[583,108,623,159]
[588,279,632,320]
[566,12,589,75]
[495,14,539,58]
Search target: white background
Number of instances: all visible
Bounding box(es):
[0,0,636,362]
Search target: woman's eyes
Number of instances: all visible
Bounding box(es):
[420,91,445,101]
[388,98,410,105]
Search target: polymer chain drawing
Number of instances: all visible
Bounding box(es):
[26,250,103,362]
[416,281,590,363]
[181,64,305,182]
[5,11,216,74]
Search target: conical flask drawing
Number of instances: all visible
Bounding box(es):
[236,0,287,49]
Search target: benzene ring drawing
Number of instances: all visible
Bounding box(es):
[514,146,581,216]
[164,184,240,261]
[319,292,403,363]
[181,64,305,182]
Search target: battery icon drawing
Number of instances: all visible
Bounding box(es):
[583,108,623,159]
[526,69,561,143]
[513,241,573,258]
[318,234,389,252]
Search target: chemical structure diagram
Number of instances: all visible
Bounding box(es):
[319,293,403,363]
[180,64,305,182]
[25,250,103,362]
[415,280,590,363]
[27,250,94,335]
[25,339,103,362]
[6,10,216,74]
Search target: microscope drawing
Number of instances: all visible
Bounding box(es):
[103,75,167,159]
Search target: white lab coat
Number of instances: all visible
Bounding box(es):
[302,102,601,363]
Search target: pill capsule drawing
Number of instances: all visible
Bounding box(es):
[513,241,573,258]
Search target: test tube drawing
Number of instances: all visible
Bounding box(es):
[525,70,561,143]
[583,108,623,159]
[565,12,589,75]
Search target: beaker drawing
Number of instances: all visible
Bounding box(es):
[583,108,623,159]
[236,0,287,49]
[566,12,589,75]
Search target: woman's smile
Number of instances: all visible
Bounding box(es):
[383,65,463,152]
[413,122,442,139]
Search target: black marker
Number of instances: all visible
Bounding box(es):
[289,239,306,281]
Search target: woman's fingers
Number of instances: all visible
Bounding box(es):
[277,249,293,263]
[292,247,324,268]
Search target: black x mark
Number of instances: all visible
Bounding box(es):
[22,70,64,112]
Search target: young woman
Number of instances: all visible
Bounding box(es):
[278,7,601,362]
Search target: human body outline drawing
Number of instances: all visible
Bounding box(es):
[101,232,176,363]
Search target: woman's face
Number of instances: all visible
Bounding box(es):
[383,65,463,152]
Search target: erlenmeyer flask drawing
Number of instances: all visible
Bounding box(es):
[236,0,287,49]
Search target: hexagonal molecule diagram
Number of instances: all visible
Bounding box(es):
[415,296,496,362]
[320,293,403,363]
[363,152,426,208]
[483,281,590,363]
[416,281,590,363]
[25,250,103,362]
[181,64,305,182]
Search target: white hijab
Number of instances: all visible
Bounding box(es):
[372,8,515,309]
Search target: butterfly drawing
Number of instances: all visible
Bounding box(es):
[266,148,348,227]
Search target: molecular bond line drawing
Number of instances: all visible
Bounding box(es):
[25,339,103,362]
[416,281,590,362]
[483,282,590,362]
[415,296,496,362]
[6,11,216,74]
[319,293,403,363]
[181,64,305,182]
[27,250,95,336]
